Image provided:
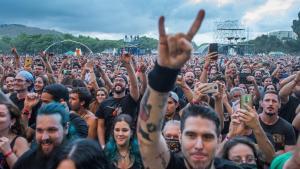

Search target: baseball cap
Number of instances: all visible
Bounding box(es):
[169,91,179,103]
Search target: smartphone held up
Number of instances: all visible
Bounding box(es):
[240,94,253,110]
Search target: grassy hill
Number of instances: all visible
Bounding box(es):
[0,24,62,37]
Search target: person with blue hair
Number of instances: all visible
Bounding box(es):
[105,114,143,169]
[13,102,74,169]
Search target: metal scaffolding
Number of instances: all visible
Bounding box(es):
[214,20,248,44]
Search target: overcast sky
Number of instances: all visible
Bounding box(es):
[0,0,299,44]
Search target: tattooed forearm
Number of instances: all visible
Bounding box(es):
[140,89,151,121]
[138,122,160,142]
[138,124,152,141]
[137,87,171,169]
[147,123,158,132]
[156,151,168,168]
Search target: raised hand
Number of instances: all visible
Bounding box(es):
[139,62,147,73]
[39,51,48,62]
[237,105,259,130]
[85,59,94,69]
[213,82,224,101]
[158,10,205,69]
[294,71,300,83]
[0,137,11,154]
[11,48,18,55]
[204,52,218,64]
[193,82,211,103]
[24,93,39,109]
[227,112,245,138]
[120,53,132,65]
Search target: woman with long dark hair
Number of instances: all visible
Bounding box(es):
[89,87,108,114]
[105,114,143,169]
[0,92,29,169]
[34,75,49,96]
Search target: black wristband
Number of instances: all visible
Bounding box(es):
[148,62,180,92]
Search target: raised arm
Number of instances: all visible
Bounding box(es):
[137,62,148,97]
[176,75,194,103]
[86,60,100,90]
[40,53,56,84]
[11,48,21,70]
[137,10,205,169]
[239,105,275,163]
[97,64,113,91]
[247,76,261,100]
[213,83,225,130]
[279,71,300,104]
[121,54,140,102]
[199,52,217,83]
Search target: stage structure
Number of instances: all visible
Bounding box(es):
[122,35,142,55]
[44,39,94,57]
[213,20,252,55]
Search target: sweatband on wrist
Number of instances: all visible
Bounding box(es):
[148,61,180,92]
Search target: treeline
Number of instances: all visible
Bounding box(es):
[245,35,300,54]
[245,11,300,55]
[0,33,158,55]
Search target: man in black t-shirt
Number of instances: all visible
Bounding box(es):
[137,11,241,169]
[96,54,139,148]
[259,91,296,154]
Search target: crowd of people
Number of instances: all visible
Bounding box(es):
[0,9,300,169]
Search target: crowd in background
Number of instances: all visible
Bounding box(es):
[0,31,300,168]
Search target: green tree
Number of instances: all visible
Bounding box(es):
[292,11,300,39]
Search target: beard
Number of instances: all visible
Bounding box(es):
[37,138,66,158]
[71,104,81,112]
[186,80,194,87]
[113,85,126,94]
[265,111,276,117]
[37,139,57,158]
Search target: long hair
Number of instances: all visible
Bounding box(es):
[34,75,49,93]
[89,87,108,114]
[105,114,143,168]
[0,91,25,137]
[5,103,26,137]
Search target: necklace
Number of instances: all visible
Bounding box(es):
[119,151,129,160]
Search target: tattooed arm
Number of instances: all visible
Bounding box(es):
[137,10,205,169]
[137,88,170,169]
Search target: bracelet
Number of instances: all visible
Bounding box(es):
[4,150,13,158]
[148,61,180,92]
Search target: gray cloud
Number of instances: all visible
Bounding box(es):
[0,0,299,41]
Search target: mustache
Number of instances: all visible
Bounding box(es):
[40,139,53,144]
